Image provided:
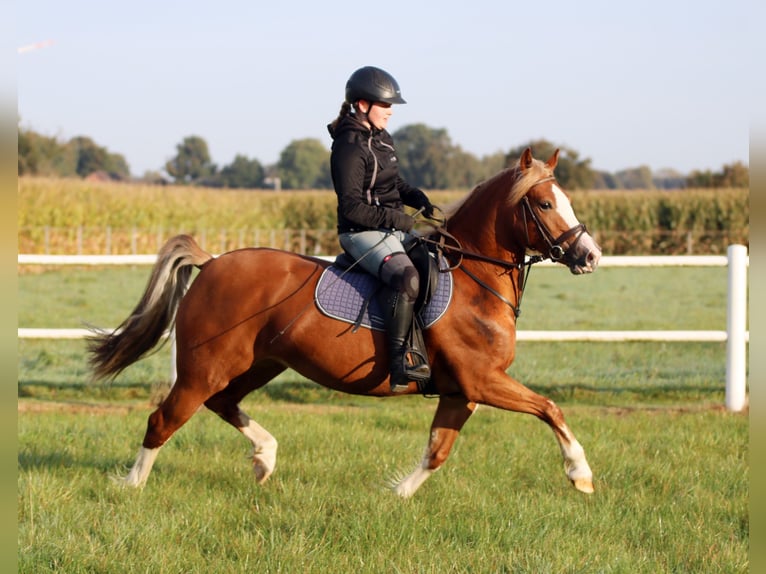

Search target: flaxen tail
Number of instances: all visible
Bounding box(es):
[88,234,213,381]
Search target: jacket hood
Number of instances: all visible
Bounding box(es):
[327,113,371,140]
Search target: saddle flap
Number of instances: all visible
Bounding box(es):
[404,236,440,310]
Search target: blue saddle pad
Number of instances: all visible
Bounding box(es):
[315,263,453,331]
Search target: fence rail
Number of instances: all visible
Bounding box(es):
[18,247,749,412]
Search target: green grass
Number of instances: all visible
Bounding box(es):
[18,400,747,573]
[17,265,749,572]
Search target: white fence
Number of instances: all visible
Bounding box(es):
[18,245,749,412]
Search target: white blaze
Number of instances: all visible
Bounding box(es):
[551,184,601,258]
[551,184,580,228]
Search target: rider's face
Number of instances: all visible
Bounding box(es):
[362,101,393,130]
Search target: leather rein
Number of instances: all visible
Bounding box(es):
[420,229,540,318]
[421,176,587,318]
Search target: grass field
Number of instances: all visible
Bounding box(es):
[17,264,749,572]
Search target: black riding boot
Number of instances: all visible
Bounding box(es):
[381,288,431,393]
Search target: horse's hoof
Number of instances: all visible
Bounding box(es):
[253,460,273,484]
[572,477,595,494]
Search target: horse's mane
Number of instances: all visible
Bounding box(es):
[443,157,554,218]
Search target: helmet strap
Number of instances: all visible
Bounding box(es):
[352,101,371,127]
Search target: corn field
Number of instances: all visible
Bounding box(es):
[18,177,748,256]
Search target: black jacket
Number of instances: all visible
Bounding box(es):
[328,114,429,233]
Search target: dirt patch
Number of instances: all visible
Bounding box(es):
[600,403,747,416]
[18,400,149,415]
[17,399,367,416]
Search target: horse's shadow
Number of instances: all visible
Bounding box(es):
[531,382,724,404]
[18,448,124,474]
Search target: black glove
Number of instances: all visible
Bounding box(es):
[393,211,415,232]
[420,197,435,218]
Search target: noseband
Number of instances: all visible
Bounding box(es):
[521,177,587,263]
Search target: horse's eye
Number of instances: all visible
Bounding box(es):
[539,201,553,210]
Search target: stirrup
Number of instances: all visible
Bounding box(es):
[390,350,431,393]
[404,347,430,380]
[390,368,431,394]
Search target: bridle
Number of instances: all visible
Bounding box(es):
[420,175,589,317]
[519,176,588,263]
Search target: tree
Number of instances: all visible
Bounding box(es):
[478,152,508,183]
[615,166,655,190]
[18,127,77,177]
[652,168,686,190]
[140,170,168,185]
[686,169,714,188]
[71,136,107,177]
[277,138,331,190]
[442,147,485,189]
[165,135,216,184]
[218,154,265,189]
[505,139,595,190]
[686,161,749,188]
[104,153,131,180]
[393,124,454,189]
[18,128,44,175]
[716,161,749,188]
[591,170,621,190]
[69,136,131,180]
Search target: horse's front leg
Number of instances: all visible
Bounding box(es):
[471,372,594,494]
[393,394,476,498]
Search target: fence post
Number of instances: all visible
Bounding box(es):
[725,244,748,412]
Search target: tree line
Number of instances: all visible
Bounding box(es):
[17,123,749,190]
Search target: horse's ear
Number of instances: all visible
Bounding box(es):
[520,147,534,170]
[546,149,560,170]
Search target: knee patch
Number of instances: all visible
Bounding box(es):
[379,254,420,300]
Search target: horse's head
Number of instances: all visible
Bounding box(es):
[515,148,601,274]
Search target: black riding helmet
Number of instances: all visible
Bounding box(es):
[345,66,406,105]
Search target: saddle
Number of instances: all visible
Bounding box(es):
[314,238,453,393]
[331,235,441,313]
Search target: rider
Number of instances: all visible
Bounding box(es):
[327,66,434,393]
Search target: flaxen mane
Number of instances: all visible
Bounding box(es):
[443,157,554,219]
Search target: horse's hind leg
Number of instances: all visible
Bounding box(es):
[394,394,477,498]
[123,380,210,487]
[204,361,286,484]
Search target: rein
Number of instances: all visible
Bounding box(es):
[458,259,538,318]
[419,229,542,318]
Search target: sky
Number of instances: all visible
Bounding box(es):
[16,0,759,178]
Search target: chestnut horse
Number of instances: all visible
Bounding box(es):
[89,148,601,497]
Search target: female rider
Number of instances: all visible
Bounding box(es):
[327,66,434,393]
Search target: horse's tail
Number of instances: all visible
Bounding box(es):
[88,234,213,381]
